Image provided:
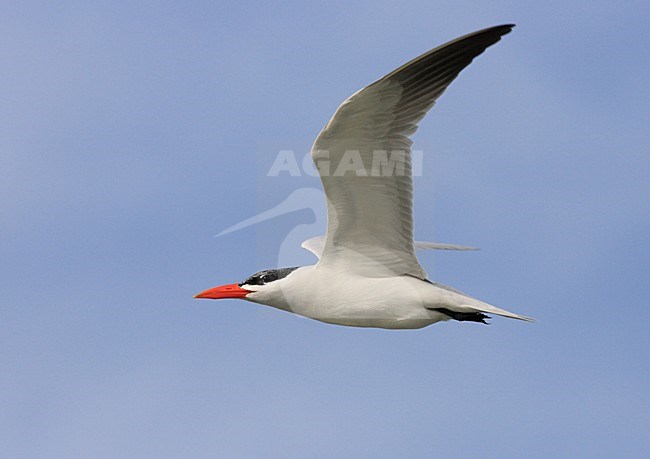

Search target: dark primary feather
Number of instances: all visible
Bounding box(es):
[317,25,516,148]
[312,24,514,278]
[376,24,514,131]
[428,307,490,324]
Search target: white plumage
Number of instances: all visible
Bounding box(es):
[195,24,534,329]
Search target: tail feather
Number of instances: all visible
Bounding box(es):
[427,281,535,322]
[463,300,535,322]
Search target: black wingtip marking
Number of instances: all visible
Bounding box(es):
[428,307,491,324]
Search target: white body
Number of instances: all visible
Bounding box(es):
[245,265,530,329]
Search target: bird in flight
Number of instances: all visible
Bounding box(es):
[195,24,533,329]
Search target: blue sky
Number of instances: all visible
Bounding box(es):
[2,1,649,457]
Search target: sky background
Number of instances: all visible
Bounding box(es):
[2,1,650,457]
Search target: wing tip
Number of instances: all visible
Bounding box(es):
[470,23,516,42]
[491,23,516,33]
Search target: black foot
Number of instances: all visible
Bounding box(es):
[428,307,490,324]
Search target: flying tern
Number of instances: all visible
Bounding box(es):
[195,24,533,328]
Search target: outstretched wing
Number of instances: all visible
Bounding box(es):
[301,236,477,259]
[311,25,514,278]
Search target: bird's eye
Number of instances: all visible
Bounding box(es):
[260,274,272,283]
